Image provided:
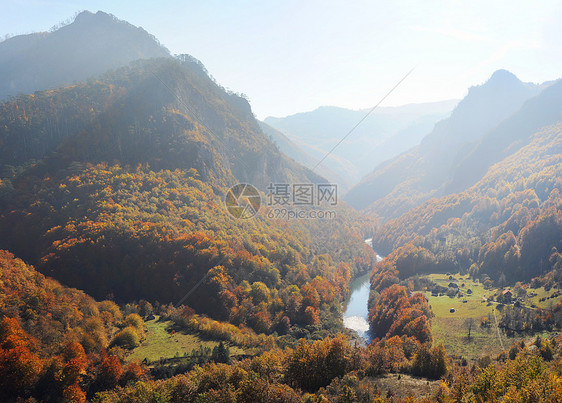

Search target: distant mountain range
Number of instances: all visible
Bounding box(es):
[264,100,458,189]
[345,70,560,220]
[258,121,350,188]
[0,10,170,100]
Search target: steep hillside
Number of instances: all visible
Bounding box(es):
[446,78,562,194]
[346,70,545,218]
[371,122,562,286]
[0,250,122,355]
[0,56,322,189]
[264,100,457,186]
[0,250,134,401]
[0,10,170,100]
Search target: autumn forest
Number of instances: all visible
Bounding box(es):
[0,8,561,403]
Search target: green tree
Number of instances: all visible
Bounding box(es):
[211,341,230,364]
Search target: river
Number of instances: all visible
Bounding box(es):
[342,238,383,342]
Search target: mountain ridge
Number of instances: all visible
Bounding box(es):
[0,56,323,190]
[345,69,549,218]
[264,100,458,186]
[0,10,171,100]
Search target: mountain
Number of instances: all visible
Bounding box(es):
[345,70,547,219]
[0,13,381,401]
[0,56,322,189]
[0,10,170,100]
[0,54,374,329]
[0,9,377,338]
[371,120,562,282]
[264,100,458,186]
[446,78,562,194]
[258,121,350,190]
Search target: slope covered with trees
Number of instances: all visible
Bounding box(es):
[371,122,562,286]
[0,250,150,402]
[0,54,376,341]
[0,162,374,333]
[0,56,322,189]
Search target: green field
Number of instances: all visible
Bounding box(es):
[422,274,555,360]
[525,286,561,309]
[126,316,245,363]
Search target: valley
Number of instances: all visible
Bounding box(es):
[0,5,561,403]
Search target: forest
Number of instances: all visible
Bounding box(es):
[0,8,561,402]
[0,68,559,400]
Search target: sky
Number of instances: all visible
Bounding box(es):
[1,0,561,119]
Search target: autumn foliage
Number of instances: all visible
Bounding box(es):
[370,124,562,287]
[369,284,432,345]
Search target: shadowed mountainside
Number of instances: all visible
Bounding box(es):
[345,70,551,219]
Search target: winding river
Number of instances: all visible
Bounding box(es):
[342,238,383,342]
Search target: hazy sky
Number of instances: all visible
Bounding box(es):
[2,0,561,119]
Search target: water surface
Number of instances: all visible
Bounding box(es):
[343,272,372,341]
[342,241,383,342]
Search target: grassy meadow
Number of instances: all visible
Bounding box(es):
[422,274,557,360]
[126,316,246,364]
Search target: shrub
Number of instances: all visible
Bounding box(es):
[124,313,144,331]
[111,326,140,349]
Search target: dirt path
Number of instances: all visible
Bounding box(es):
[491,306,505,350]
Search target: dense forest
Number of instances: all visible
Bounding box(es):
[5,244,562,401]
[0,56,380,401]
[371,122,562,285]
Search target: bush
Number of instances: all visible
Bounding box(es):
[124,313,144,331]
[111,326,140,349]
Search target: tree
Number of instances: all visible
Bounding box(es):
[93,353,123,392]
[411,344,448,379]
[211,341,230,364]
[60,342,88,387]
[62,383,86,403]
[111,326,140,349]
[0,317,43,399]
[0,344,44,398]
